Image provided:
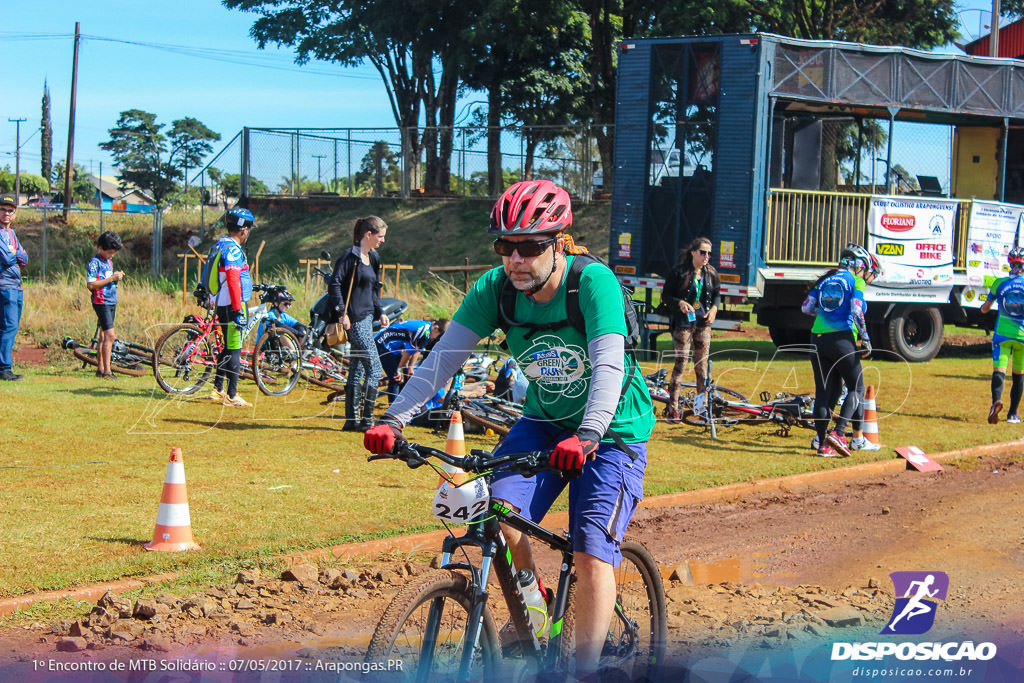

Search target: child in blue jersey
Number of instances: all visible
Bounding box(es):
[980,247,1024,424]
[802,243,873,457]
[255,289,308,342]
[86,231,124,379]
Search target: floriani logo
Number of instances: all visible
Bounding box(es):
[881,214,915,232]
[884,571,948,635]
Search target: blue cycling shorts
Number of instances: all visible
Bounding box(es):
[490,417,647,568]
[992,333,1024,373]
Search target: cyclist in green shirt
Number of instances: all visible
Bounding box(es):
[365,180,655,676]
[980,247,1024,423]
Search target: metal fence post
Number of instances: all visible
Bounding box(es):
[151,209,163,275]
[41,209,47,280]
[401,127,410,199]
[241,127,250,200]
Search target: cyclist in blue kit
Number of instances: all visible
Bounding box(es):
[980,246,1024,424]
[374,319,447,403]
[802,243,874,457]
[364,179,655,677]
[200,208,255,407]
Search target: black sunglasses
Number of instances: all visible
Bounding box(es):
[697,249,712,256]
[493,237,557,258]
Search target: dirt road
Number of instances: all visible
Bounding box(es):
[1,452,1022,681]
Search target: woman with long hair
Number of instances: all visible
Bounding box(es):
[660,237,720,423]
[329,215,391,431]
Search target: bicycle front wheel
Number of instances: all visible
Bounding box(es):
[681,385,748,427]
[152,324,215,395]
[366,569,500,683]
[558,540,667,680]
[251,327,302,396]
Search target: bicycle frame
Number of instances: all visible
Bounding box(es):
[434,502,575,680]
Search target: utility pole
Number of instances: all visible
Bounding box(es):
[313,154,326,185]
[63,21,81,223]
[991,0,1002,57]
[8,118,26,202]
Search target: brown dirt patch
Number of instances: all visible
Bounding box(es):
[13,343,48,366]
[1,453,1021,675]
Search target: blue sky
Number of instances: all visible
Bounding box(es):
[0,0,1005,185]
[0,0,395,181]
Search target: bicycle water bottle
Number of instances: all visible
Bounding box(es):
[517,569,548,637]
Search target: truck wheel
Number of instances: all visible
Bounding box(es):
[885,305,943,362]
[769,326,805,348]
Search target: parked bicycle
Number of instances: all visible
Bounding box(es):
[151,283,283,395]
[364,441,667,682]
[251,253,409,397]
[61,329,154,377]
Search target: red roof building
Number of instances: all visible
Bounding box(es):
[961,18,1024,59]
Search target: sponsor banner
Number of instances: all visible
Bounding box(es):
[867,196,957,303]
[720,240,735,269]
[960,200,1022,308]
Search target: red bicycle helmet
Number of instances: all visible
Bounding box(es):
[1009,246,1024,266]
[489,180,573,235]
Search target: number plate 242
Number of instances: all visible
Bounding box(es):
[433,478,490,524]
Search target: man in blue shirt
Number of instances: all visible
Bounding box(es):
[0,194,28,381]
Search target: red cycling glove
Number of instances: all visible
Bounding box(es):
[550,431,601,472]
[364,418,406,455]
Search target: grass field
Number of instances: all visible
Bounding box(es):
[1,322,1013,606]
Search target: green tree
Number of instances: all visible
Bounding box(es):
[221,173,269,198]
[739,0,958,44]
[51,162,96,204]
[168,117,220,187]
[41,81,52,191]
[355,141,401,196]
[99,109,180,205]
[0,167,50,196]
[223,0,461,193]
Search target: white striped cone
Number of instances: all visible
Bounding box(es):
[862,385,881,445]
[438,410,469,487]
[144,447,200,552]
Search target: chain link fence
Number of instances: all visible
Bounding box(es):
[813,118,954,195]
[239,125,604,201]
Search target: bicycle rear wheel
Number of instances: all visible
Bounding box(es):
[300,349,348,390]
[71,345,149,377]
[366,569,500,682]
[152,324,215,395]
[251,327,302,396]
[558,540,667,680]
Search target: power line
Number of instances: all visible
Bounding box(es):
[0,30,382,80]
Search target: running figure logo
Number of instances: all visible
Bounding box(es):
[883,571,949,635]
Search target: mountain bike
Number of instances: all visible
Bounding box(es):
[364,442,666,682]
[689,390,817,437]
[680,360,748,439]
[61,329,154,377]
[151,284,281,395]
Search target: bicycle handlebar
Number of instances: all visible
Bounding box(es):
[368,442,563,478]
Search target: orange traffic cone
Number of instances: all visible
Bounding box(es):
[862,385,882,446]
[144,447,200,552]
[438,410,469,487]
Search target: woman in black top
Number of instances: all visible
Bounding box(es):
[660,237,720,423]
[329,215,391,431]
